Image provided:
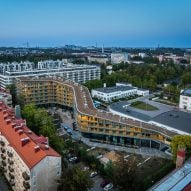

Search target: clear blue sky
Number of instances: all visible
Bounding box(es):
[0,0,191,47]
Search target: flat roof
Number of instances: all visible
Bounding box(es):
[181,89,191,97]
[94,86,136,94]
[110,101,191,134]
[152,110,191,134]
[149,161,191,191]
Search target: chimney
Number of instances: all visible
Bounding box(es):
[45,145,49,150]
[176,146,186,168]
[21,137,30,147]
[34,145,40,152]
[18,129,23,135]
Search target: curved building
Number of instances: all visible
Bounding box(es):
[16,77,178,150]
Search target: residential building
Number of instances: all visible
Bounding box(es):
[0,88,12,107]
[87,55,109,64]
[111,53,128,64]
[0,60,101,88]
[0,101,61,191]
[179,89,191,111]
[16,77,178,150]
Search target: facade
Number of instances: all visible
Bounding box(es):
[16,77,178,150]
[87,56,109,64]
[0,101,61,191]
[0,60,101,88]
[91,83,149,102]
[179,89,191,111]
[111,53,128,64]
[91,86,137,102]
[0,88,12,107]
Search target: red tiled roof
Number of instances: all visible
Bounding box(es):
[0,101,60,169]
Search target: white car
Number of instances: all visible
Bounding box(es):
[68,156,77,163]
[90,171,98,178]
[104,183,113,191]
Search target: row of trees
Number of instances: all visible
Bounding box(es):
[85,62,187,91]
[22,104,64,153]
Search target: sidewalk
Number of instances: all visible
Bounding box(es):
[74,132,172,160]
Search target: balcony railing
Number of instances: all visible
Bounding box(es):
[0,141,5,146]
[22,172,30,180]
[23,181,30,189]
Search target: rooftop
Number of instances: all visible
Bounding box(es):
[94,85,136,94]
[0,101,60,169]
[181,89,191,97]
[149,160,191,191]
[152,110,191,134]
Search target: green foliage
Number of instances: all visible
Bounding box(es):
[171,135,191,160]
[57,165,93,191]
[22,104,64,153]
[143,162,175,190]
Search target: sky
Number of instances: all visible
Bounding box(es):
[0,0,191,48]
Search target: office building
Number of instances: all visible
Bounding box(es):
[91,83,149,102]
[111,53,128,64]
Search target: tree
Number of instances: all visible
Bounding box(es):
[171,135,191,160]
[112,158,138,191]
[57,166,93,191]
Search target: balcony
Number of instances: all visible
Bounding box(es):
[1,148,6,153]
[22,172,30,180]
[0,141,5,146]
[2,160,6,167]
[8,158,14,165]
[9,173,14,180]
[8,166,14,172]
[1,153,6,160]
[23,181,30,189]
[7,151,13,157]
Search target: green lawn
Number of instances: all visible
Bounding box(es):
[131,101,158,111]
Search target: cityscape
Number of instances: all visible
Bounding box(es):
[0,1,191,191]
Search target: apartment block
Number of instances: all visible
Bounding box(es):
[0,60,101,88]
[179,89,191,111]
[0,101,61,191]
[16,77,176,150]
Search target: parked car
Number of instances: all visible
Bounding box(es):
[68,156,78,163]
[89,171,98,178]
[104,183,113,191]
[100,180,111,188]
[82,166,90,171]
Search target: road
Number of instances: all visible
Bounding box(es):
[0,173,9,191]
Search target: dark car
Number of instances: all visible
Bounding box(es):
[100,180,111,188]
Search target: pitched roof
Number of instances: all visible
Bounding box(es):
[0,101,60,169]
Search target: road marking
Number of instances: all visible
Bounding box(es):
[137,157,151,167]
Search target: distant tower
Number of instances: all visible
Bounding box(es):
[176,145,186,168]
[102,44,104,54]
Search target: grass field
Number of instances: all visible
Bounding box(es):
[131,101,158,111]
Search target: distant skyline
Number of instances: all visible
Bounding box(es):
[0,0,191,48]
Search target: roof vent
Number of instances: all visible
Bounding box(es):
[14,125,22,132]
[28,130,32,134]
[45,145,49,150]
[34,145,40,152]
[18,129,23,135]
[21,137,30,147]
[5,118,11,124]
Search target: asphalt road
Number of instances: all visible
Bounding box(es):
[0,173,9,191]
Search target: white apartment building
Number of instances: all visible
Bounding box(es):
[92,83,149,102]
[0,101,61,191]
[0,60,101,88]
[179,89,191,111]
[111,53,128,64]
